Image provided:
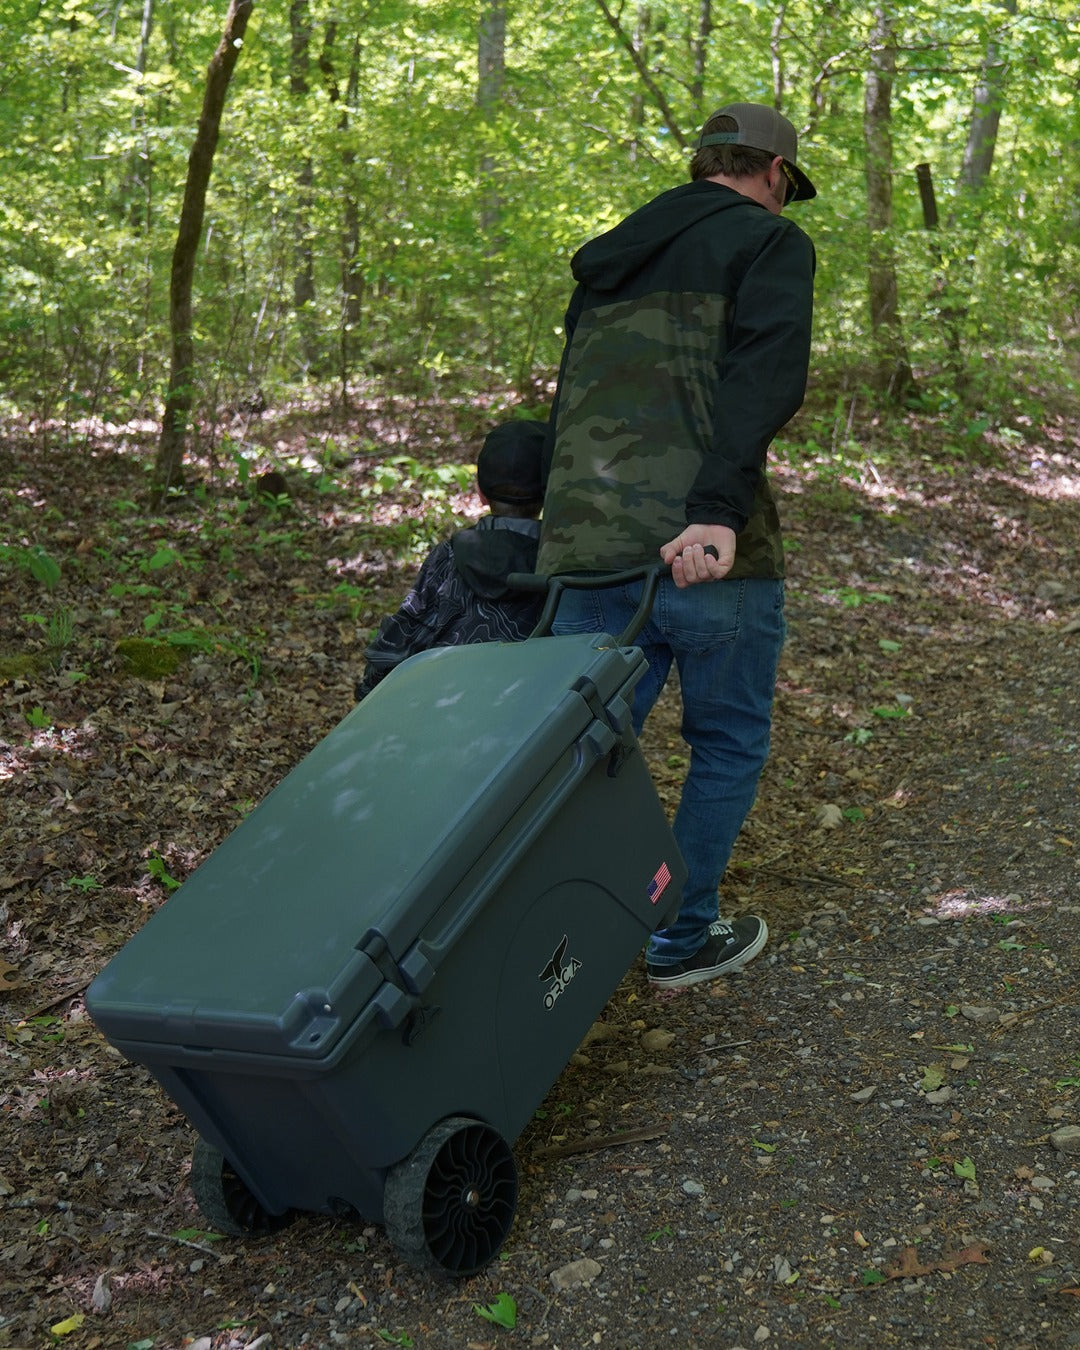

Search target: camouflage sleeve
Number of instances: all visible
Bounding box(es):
[685,223,815,530]
[542,283,585,490]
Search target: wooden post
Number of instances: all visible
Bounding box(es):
[915,161,966,393]
[915,162,939,229]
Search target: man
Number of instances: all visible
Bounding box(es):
[355,420,546,700]
[538,103,817,990]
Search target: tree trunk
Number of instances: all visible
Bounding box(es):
[151,0,254,507]
[478,2,506,238]
[770,4,785,107]
[863,6,915,402]
[629,6,649,154]
[957,0,1015,196]
[120,0,155,228]
[689,0,711,115]
[339,36,363,400]
[320,22,364,403]
[917,162,967,392]
[290,0,316,324]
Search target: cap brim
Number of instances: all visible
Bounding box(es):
[786,161,817,202]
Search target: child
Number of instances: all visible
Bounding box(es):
[354,420,547,701]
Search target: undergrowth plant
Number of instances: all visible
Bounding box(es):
[0,544,61,591]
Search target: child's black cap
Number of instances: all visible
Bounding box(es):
[477,420,547,504]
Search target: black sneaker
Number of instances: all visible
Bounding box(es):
[646,916,768,989]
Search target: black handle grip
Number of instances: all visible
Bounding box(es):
[509,544,719,646]
[507,564,660,645]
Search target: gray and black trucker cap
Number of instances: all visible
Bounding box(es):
[697,101,816,202]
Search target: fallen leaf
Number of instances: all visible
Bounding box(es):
[937,1243,992,1273]
[919,1063,946,1091]
[881,1242,991,1282]
[0,955,27,992]
[883,1246,934,1278]
[51,1314,86,1336]
[473,1292,517,1329]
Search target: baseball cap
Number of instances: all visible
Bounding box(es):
[476,420,547,504]
[697,102,816,202]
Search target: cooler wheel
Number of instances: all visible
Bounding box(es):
[383,1116,518,1276]
[190,1136,292,1236]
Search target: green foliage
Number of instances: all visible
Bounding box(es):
[872,706,910,720]
[0,0,1076,422]
[67,875,103,893]
[29,1014,65,1046]
[473,1293,517,1329]
[1056,1054,1080,1091]
[28,604,77,670]
[146,852,181,892]
[0,544,61,591]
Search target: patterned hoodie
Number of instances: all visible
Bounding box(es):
[354,516,542,701]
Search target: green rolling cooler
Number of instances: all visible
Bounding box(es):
[87,571,685,1276]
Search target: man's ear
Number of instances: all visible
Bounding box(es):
[477,490,490,506]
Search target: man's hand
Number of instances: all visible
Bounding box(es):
[660,525,736,588]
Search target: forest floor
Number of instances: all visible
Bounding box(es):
[1,382,1078,1350]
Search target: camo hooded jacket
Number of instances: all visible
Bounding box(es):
[537,179,815,579]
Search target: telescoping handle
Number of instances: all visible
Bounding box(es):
[508,546,719,647]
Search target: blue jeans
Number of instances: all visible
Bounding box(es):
[553,574,785,965]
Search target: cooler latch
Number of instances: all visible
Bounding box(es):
[571,676,634,775]
[359,929,440,1040]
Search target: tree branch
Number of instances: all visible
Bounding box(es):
[594,0,688,149]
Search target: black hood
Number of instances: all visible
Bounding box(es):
[572,180,751,293]
[451,517,541,600]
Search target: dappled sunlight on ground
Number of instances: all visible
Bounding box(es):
[773,416,1078,634]
[0,722,101,782]
[924,887,1052,920]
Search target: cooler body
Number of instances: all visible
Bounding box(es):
[87,632,686,1226]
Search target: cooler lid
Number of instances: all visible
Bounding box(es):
[87,633,644,1058]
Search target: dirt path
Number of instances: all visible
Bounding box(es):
[1,404,1077,1348]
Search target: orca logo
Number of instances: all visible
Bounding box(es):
[539,935,582,1011]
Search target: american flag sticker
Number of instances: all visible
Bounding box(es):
[647,861,672,905]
